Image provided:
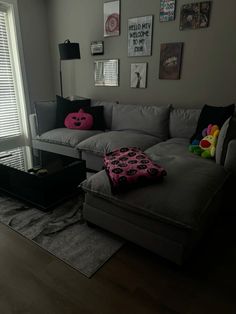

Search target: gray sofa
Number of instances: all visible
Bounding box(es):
[29,100,236,264]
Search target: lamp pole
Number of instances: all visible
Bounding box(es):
[59,59,63,97]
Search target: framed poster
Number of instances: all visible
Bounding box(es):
[180,1,211,30]
[130,63,147,88]
[160,0,176,22]
[159,43,183,80]
[94,59,119,86]
[128,15,153,57]
[104,1,120,37]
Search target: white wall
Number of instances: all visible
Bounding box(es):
[18,0,54,110]
[22,0,236,108]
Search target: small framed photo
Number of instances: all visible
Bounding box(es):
[180,1,211,30]
[160,0,176,22]
[91,41,104,55]
[159,43,183,80]
[128,15,153,57]
[104,1,120,37]
[130,63,147,88]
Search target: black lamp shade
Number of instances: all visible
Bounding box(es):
[59,40,80,60]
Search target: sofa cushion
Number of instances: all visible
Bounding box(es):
[91,100,116,129]
[39,128,102,148]
[111,104,170,139]
[77,131,161,156]
[34,100,57,135]
[169,108,200,139]
[81,141,228,230]
[104,147,167,193]
[145,138,196,159]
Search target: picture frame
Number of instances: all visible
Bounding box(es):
[128,15,153,57]
[159,42,183,80]
[130,63,147,88]
[160,0,176,22]
[180,1,211,30]
[104,1,120,37]
[90,41,104,55]
[94,59,119,86]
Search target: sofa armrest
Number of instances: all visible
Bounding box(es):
[224,139,236,176]
[29,113,38,139]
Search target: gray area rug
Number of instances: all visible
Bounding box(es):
[0,193,124,278]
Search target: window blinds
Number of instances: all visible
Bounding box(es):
[0,146,25,171]
[0,10,22,139]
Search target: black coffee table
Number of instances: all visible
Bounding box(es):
[0,146,86,210]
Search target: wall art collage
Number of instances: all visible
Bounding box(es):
[93,0,212,88]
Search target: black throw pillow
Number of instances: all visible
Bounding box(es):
[190,104,235,142]
[56,95,91,128]
[84,106,106,130]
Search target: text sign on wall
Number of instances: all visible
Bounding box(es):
[128,16,153,57]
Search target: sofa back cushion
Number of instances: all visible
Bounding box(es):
[111,104,170,140]
[91,100,116,129]
[169,108,201,139]
[34,100,57,135]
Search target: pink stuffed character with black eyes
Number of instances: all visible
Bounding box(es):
[64,109,93,130]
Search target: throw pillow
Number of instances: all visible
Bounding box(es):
[104,147,167,193]
[64,109,94,130]
[34,100,57,135]
[84,106,106,130]
[56,95,91,128]
[190,104,235,143]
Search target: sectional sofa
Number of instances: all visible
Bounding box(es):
[29,100,236,264]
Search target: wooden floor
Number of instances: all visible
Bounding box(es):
[0,211,235,314]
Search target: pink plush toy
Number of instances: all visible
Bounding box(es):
[64,109,93,130]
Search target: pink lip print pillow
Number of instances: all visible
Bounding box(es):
[104,147,167,193]
[64,109,93,130]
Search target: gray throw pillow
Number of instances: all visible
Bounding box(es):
[34,100,57,135]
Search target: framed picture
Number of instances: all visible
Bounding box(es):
[104,1,120,37]
[180,1,211,30]
[91,41,104,55]
[130,63,147,88]
[94,59,119,86]
[159,43,183,80]
[128,15,153,57]
[160,0,176,22]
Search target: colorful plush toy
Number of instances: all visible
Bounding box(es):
[189,124,220,158]
[64,109,93,130]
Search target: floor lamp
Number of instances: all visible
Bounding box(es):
[58,39,81,97]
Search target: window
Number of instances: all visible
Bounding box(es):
[0,1,29,149]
